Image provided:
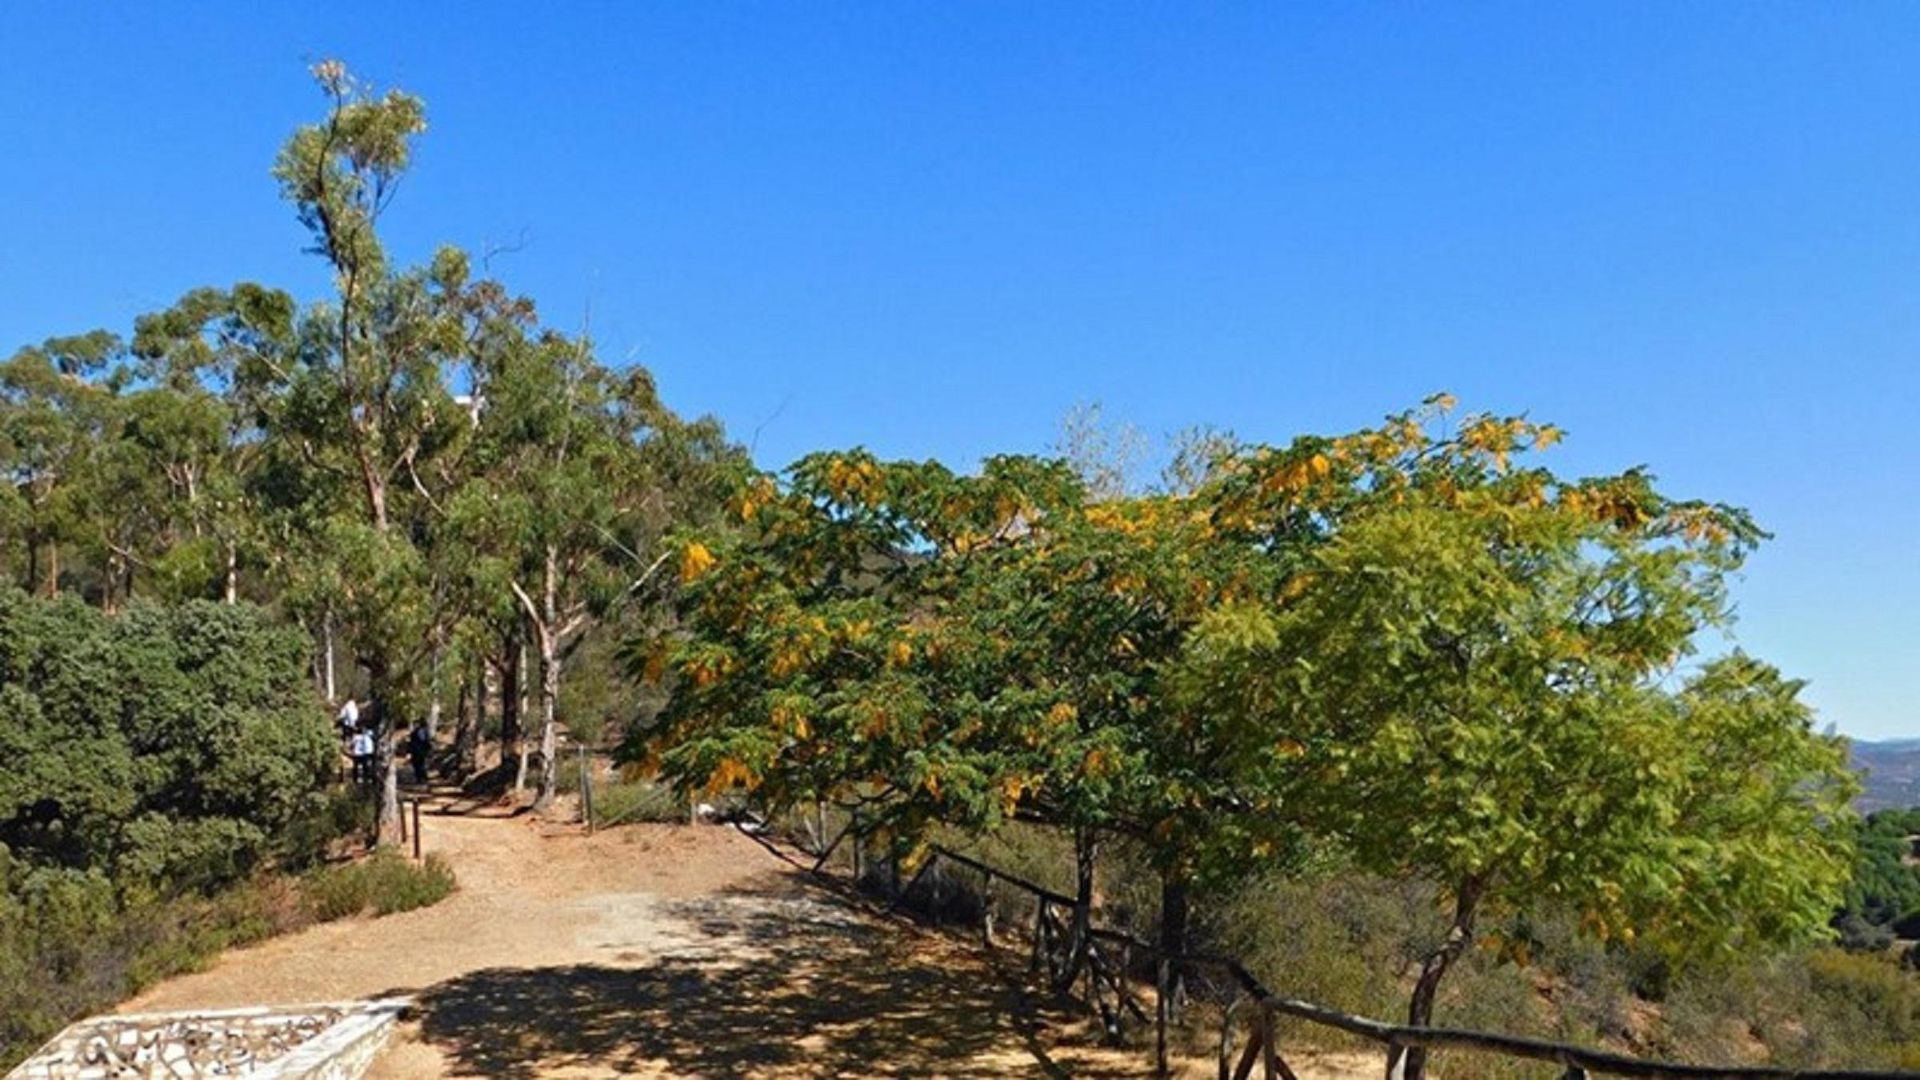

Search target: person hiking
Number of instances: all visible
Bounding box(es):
[350,727,375,785]
[407,721,432,785]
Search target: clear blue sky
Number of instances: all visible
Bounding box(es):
[2,4,1915,739]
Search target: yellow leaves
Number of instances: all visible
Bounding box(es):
[1275,738,1305,758]
[1533,424,1563,450]
[704,757,755,795]
[1000,773,1030,815]
[888,638,914,668]
[1278,573,1313,604]
[1047,701,1079,726]
[680,541,716,583]
[825,456,883,501]
[770,704,811,740]
[770,644,808,679]
[1081,747,1116,778]
[1309,452,1331,478]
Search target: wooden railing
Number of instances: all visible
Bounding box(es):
[905,845,1920,1080]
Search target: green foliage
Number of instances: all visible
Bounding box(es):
[1840,806,1920,931]
[591,776,685,826]
[302,850,456,921]
[0,590,333,891]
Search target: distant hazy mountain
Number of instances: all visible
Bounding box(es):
[1853,738,1920,813]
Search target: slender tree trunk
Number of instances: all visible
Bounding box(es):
[452,677,473,780]
[102,551,120,614]
[222,540,237,604]
[532,643,561,812]
[426,636,443,737]
[1056,826,1098,992]
[1159,868,1191,1017]
[44,542,57,598]
[368,681,403,845]
[455,654,484,778]
[513,632,532,793]
[1387,874,1488,1080]
[532,547,564,812]
[362,461,389,534]
[322,607,337,702]
[500,636,523,783]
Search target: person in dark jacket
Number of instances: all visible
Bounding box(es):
[407,721,432,785]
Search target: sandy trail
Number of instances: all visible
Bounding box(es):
[125,797,1373,1078]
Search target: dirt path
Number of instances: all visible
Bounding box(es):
[125,799,1372,1078]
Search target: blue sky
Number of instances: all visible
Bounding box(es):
[2,4,1915,738]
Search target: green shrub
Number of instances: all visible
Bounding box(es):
[0,592,334,895]
[0,870,316,1070]
[302,850,455,922]
[591,778,684,826]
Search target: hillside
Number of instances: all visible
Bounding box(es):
[1854,738,1920,812]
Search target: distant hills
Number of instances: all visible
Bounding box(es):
[1852,738,1920,813]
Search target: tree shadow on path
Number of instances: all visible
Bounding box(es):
[390,884,1148,1078]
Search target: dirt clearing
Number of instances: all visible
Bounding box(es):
[123,797,1370,1078]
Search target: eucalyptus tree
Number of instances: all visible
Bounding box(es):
[116,284,300,605]
[261,61,472,841]
[0,332,125,598]
[455,316,740,807]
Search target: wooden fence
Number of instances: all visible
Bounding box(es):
[894,844,1920,1080]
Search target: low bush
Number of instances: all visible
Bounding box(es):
[591,777,684,826]
[303,850,455,921]
[1,870,311,1069]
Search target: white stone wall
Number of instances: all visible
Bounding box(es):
[8,1000,409,1080]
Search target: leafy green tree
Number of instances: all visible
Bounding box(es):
[1179,409,1857,1080]
[124,284,300,605]
[0,333,125,597]
[454,320,740,808]
[634,450,1280,985]
[261,62,475,839]
[0,589,332,888]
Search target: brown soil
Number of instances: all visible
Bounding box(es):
[123,793,1375,1078]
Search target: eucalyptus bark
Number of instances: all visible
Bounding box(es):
[500,633,523,780]
[531,545,565,813]
[367,689,403,845]
[453,654,482,778]
[513,634,532,792]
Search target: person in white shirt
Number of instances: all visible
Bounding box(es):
[337,698,360,736]
[350,728,375,785]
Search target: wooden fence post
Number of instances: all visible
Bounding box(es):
[1030,896,1048,976]
[1260,1005,1281,1080]
[578,744,594,833]
[1155,956,1171,1075]
[1217,996,1238,1080]
[410,799,422,861]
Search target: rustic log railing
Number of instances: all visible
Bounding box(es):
[909,845,1920,1080]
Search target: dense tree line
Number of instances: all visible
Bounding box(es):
[1839,808,1920,947]
[637,398,1858,1080]
[1,62,743,841]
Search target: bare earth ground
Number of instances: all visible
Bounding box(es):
[124,795,1373,1079]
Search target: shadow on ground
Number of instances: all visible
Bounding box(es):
[387,882,1147,1078]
